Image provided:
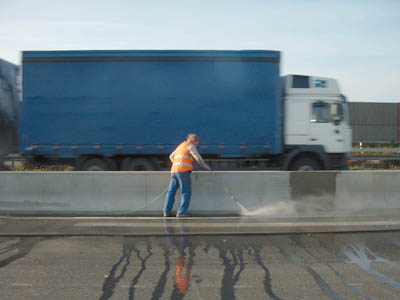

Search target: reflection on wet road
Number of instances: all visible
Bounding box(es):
[0,225,400,299]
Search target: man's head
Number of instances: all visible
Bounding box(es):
[186,133,199,146]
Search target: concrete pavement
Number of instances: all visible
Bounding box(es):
[1,215,400,236]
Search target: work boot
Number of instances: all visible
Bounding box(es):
[176,213,191,218]
[163,213,176,217]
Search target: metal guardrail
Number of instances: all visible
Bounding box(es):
[351,148,400,153]
[350,148,400,162]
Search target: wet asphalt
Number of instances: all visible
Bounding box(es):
[0,217,400,299]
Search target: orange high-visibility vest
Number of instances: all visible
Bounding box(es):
[171,141,194,173]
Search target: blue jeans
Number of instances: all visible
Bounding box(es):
[163,171,192,216]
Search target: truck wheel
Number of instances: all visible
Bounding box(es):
[121,157,154,171]
[80,158,116,171]
[291,157,320,171]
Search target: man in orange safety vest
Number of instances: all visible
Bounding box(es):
[163,134,211,217]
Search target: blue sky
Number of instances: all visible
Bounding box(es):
[1,0,399,101]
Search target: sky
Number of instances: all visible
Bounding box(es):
[0,0,399,102]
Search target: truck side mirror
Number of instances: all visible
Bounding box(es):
[333,116,341,126]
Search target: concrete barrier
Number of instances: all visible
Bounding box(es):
[0,172,180,214]
[335,171,400,211]
[0,171,399,217]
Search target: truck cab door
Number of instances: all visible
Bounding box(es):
[307,101,350,153]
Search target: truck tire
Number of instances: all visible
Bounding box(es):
[80,158,116,171]
[291,157,320,171]
[121,157,154,171]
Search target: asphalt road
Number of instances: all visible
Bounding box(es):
[1,230,400,299]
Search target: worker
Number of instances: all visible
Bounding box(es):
[163,133,211,217]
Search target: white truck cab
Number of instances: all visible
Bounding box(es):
[281,75,352,170]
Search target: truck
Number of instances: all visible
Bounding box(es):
[0,58,19,170]
[15,50,352,171]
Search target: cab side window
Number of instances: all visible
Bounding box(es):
[311,101,331,123]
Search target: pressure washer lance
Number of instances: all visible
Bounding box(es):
[208,171,250,215]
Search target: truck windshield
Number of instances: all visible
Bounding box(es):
[311,101,344,123]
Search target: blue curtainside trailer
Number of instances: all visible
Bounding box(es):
[19,50,351,171]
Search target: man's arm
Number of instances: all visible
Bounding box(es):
[187,144,210,170]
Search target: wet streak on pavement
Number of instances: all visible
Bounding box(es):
[150,246,170,300]
[250,239,282,300]
[343,243,400,292]
[273,236,344,300]
[99,238,153,300]
[99,240,133,300]
[0,232,400,299]
[315,233,400,295]
[218,248,245,300]
[0,237,48,269]
[128,242,152,300]
[290,235,372,300]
